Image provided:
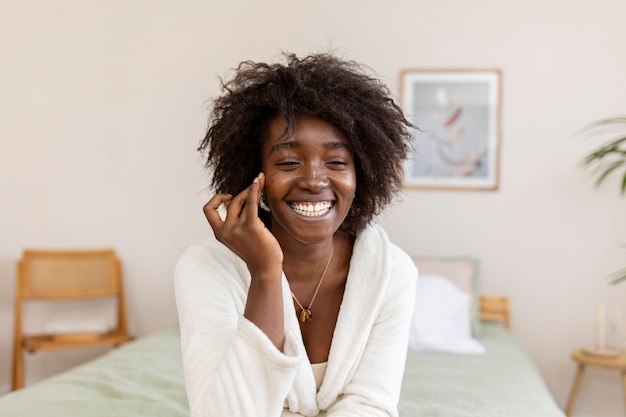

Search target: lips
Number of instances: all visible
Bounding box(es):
[290,201,333,217]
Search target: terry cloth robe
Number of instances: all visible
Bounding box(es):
[174,224,417,417]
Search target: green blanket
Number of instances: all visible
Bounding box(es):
[1,325,188,417]
[0,324,564,416]
[399,323,565,416]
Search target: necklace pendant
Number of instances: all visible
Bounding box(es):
[299,308,312,323]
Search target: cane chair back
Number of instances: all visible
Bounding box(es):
[11,249,133,390]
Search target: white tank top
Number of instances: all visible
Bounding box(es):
[311,362,328,391]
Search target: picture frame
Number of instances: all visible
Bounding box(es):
[400,69,502,190]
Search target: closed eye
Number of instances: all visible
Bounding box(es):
[276,161,301,170]
[327,160,349,168]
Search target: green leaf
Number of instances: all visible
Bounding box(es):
[577,115,626,195]
[609,267,626,285]
[597,136,626,151]
[581,137,626,161]
[580,116,626,134]
[594,160,626,186]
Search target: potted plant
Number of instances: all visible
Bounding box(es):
[580,115,626,283]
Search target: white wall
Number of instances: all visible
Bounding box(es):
[1,0,625,414]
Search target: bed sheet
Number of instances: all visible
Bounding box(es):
[399,323,565,417]
[1,323,564,417]
[0,325,188,417]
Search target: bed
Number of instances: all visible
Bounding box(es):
[0,258,565,417]
[400,257,565,417]
[400,322,564,417]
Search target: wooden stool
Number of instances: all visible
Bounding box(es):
[565,348,626,416]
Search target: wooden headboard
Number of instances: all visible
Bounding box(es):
[479,296,511,329]
[411,257,512,330]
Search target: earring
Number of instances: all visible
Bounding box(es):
[259,193,270,212]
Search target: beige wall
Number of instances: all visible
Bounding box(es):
[1,0,626,415]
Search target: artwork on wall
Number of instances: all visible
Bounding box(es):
[400,69,502,190]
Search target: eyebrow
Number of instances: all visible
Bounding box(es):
[269,141,352,154]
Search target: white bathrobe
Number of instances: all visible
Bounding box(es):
[174,224,417,417]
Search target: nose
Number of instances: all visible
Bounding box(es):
[297,162,329,192]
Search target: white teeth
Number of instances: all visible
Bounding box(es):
[291,202,332,217]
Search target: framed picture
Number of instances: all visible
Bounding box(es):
[400,69,502,190]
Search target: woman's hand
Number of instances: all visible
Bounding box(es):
[204,173,286,349]
[203,172,283,278]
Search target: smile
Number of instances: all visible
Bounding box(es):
[290,201,333,217]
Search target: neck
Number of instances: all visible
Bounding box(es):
[282,238,335,284]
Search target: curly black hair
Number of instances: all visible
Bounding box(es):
[199,52,413,234]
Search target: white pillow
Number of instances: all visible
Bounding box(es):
[408,273,485,354]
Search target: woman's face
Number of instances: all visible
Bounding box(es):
[261,116,356,246]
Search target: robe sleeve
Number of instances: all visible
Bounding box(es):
[174,241,305,417]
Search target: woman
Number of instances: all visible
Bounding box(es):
[175,52,417,417]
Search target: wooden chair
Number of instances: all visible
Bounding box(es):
[11,249,134,390]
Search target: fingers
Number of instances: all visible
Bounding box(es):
[244,172,265,219]
[203,172,266,235]
[202,174,279,270]
[222,172,264,225]
[203,193,233,233]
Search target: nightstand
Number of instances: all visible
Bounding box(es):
[565,348,626,416]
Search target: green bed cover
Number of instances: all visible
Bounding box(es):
[0,325,188,417]
[399,323,565,417]
[0,323,564,416]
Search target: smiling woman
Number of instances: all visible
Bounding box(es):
[262,116,357,249]
[174,52,416,417]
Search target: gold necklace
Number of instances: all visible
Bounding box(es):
[290,246,334,323]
